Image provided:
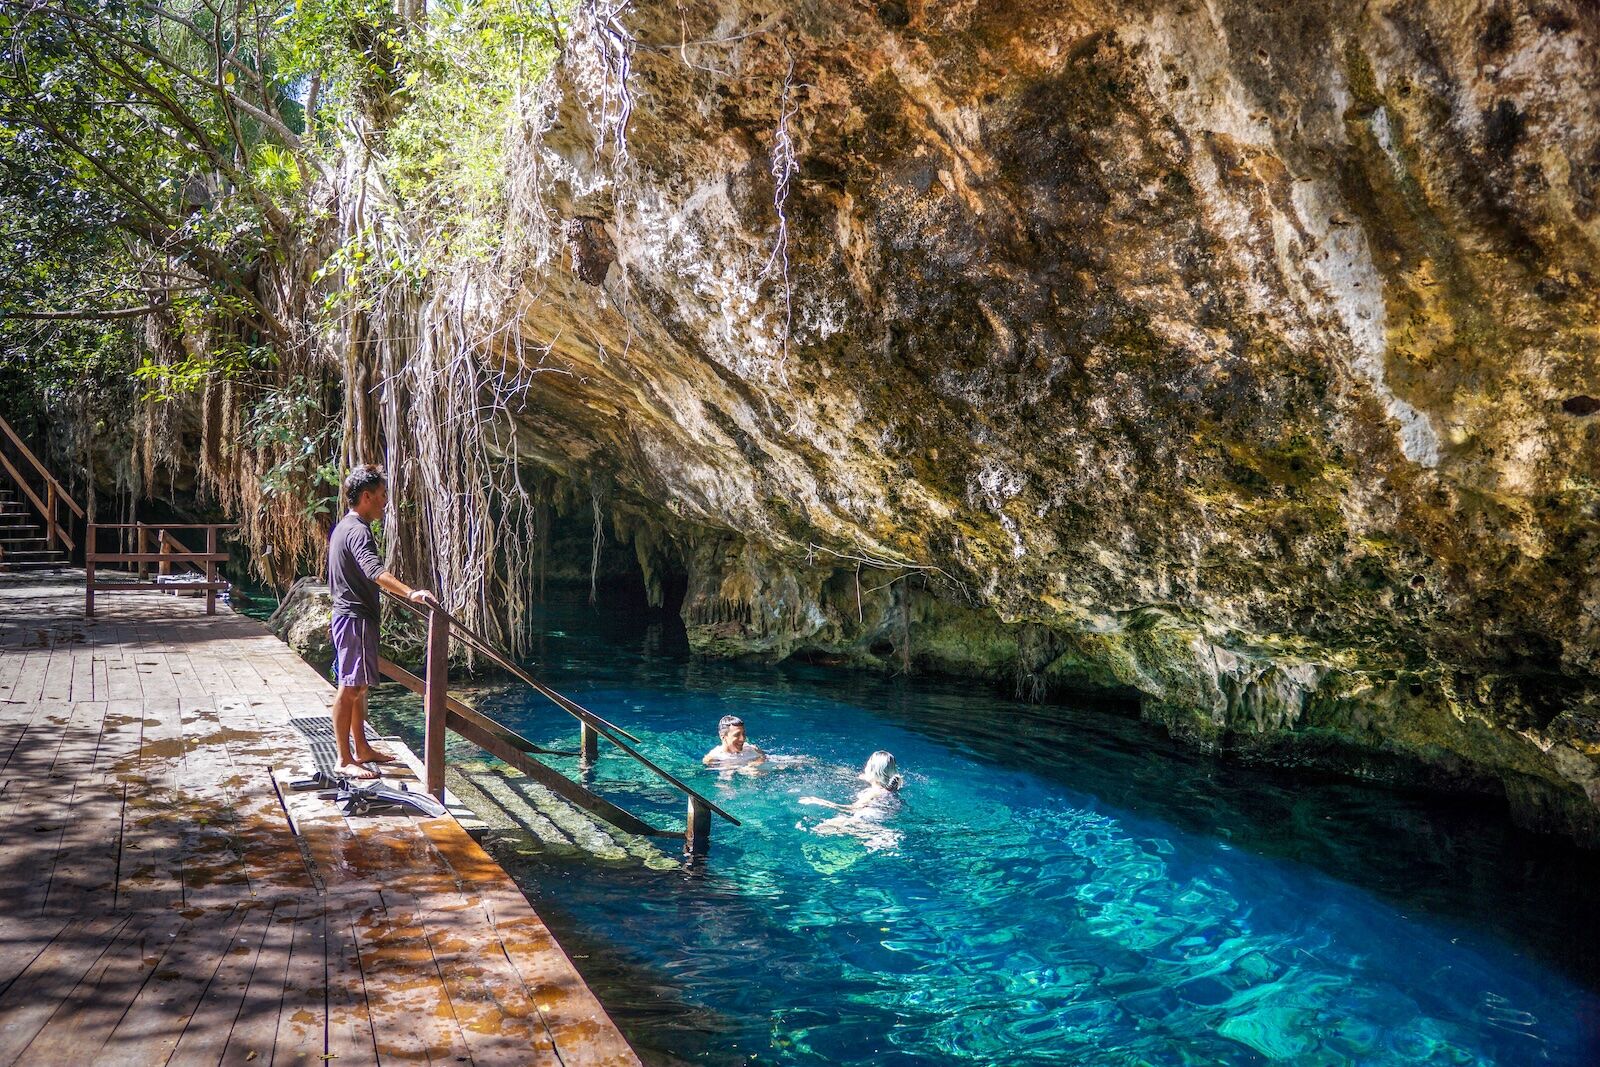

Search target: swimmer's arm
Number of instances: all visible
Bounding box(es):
[799,796,849,810]
[701,748,723,766]
[749,746,767,765]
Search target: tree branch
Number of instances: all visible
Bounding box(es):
[7,305,160,320]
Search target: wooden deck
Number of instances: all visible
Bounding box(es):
[0,572,641,1066]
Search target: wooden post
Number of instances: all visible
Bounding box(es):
[580,721,599,764]
[135,524,148,582]
[424,605,448,801]
[45,482,56,551]
[158,527,171,589]
[685,795,711,857]
[204,526,217,615]
[84,524,95,617]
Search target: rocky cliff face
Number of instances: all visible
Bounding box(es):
[476,1,1600,839]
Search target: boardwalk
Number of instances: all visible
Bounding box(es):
[0,572,640,1066]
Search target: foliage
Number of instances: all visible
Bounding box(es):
[245,374,341,520]
[380,0,562,260]
[1,0,571,618]
[0,1,310,324]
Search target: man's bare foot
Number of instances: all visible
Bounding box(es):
[354,748,396,765]
[336,762,381,780]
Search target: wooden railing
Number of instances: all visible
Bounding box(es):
[381,589,740,857]
[0,413,83,553]
[85,523,237,617]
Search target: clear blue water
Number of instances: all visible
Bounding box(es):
[374,597,1600,1065]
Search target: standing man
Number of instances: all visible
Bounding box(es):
[328,464,436,779]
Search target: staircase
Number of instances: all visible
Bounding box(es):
[0,482,67,572]
[0,414,79,575]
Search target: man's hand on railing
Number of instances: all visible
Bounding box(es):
[375,570,438,609]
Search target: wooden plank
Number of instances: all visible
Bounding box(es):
[0,916,69,1000]
[101,905,252,1061]
[0,646,28,702]
[117,693,189,915]
[69,648,94,703]
[79,581,232,592]
[13,911,187,1064]
[0,686,45,776]
[36,702,124,918]
[324,907,379,1064]
[171,694,313,904]
[39,646,74,701]
[134,650,181,702]
[286,796,473,1061]
[103,657,143,700]
[164,901,281,1065]
[0,914,136,1062]
[0,701,81,920]
[218,899,320,1067]
[425,822,640,1066]
[88,523,234,530]
[219,655,268,695]
[410,890,559,1065]
[8,651,49,704]
[170,652,212,700]
[84,553,231,564]
[90,655,109,702]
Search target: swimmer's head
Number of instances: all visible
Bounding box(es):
[859,751,904,792]
[718,715,747,751]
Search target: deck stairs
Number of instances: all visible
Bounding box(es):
[0,480,67,572]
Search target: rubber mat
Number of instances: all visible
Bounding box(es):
[287,715,387,772]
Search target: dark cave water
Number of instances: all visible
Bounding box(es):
[363,594,1600,1065]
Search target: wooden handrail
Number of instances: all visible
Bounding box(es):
[85,522,236,618]
[0,447,74,553]
[91,522,241,530]
[380,588,739,855]
[379,658,668,838]
[385,590,737,823]
[0,413,83,517]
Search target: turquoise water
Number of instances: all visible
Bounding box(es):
[398,600,1600,1065]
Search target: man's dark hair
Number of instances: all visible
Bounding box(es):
[344,464,387,509]
[718,715,744,735]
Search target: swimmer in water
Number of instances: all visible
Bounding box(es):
[800,750,904,825]
[702,714,767,768]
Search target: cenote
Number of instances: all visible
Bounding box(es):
[357,593,1600,1066]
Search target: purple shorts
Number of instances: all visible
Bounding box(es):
[331,615,379,687]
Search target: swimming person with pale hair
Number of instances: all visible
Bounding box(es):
[800,751,905,849]
[702,715,767,768]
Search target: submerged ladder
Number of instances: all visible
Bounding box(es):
[379,589,739,856]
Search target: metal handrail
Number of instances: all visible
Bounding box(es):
[380,587,738,855]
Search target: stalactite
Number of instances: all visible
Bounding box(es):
[535,481,550,605]
[588,486,604,607]
[898,581,913,676]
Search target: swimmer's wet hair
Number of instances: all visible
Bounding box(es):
[861,750,904,791]
[718,715,745,735]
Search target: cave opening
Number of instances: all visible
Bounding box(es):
[530,500,688,623]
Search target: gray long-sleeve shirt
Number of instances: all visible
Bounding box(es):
[328,511,384,622]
